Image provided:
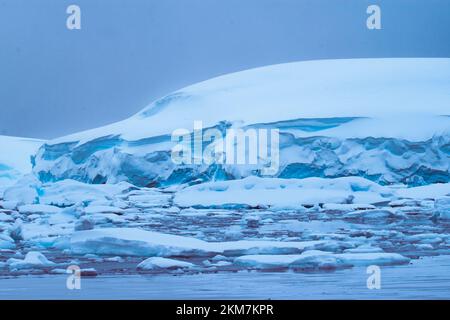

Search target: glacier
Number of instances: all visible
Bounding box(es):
[31,58,450,187]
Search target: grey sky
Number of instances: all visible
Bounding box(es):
[0,0,449,139]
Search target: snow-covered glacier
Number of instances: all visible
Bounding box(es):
[32,58,450,187]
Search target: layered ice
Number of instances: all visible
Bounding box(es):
[31,58,450,187]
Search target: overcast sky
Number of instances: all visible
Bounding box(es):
[0,0,449,139]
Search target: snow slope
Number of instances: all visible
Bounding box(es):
[32,58,450,186]
[0,136,44,193]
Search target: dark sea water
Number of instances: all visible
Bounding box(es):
[1,254,449,299]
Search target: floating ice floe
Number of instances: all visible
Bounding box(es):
[174,176,392,209]
[6,251,55,270]
[137,257,195,271]
[234,250,410,270]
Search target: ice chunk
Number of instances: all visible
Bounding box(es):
[7,251,55,270]
[18,204,62,215]
[2,175,41,205]
[32,59,450,187]
[137,257,195,270]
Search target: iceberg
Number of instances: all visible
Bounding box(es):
[174,176,392,208]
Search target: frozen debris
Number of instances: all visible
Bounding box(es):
[137,257,195,271]
[234,251,410,270]
[70,228,325,257]
[7,251,55,270]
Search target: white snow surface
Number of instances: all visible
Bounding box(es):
[50,58,450,144]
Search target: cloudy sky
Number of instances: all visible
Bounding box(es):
[0,0,449,138]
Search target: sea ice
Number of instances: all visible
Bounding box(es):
[137,257,195,270]
[6,251,55,270]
